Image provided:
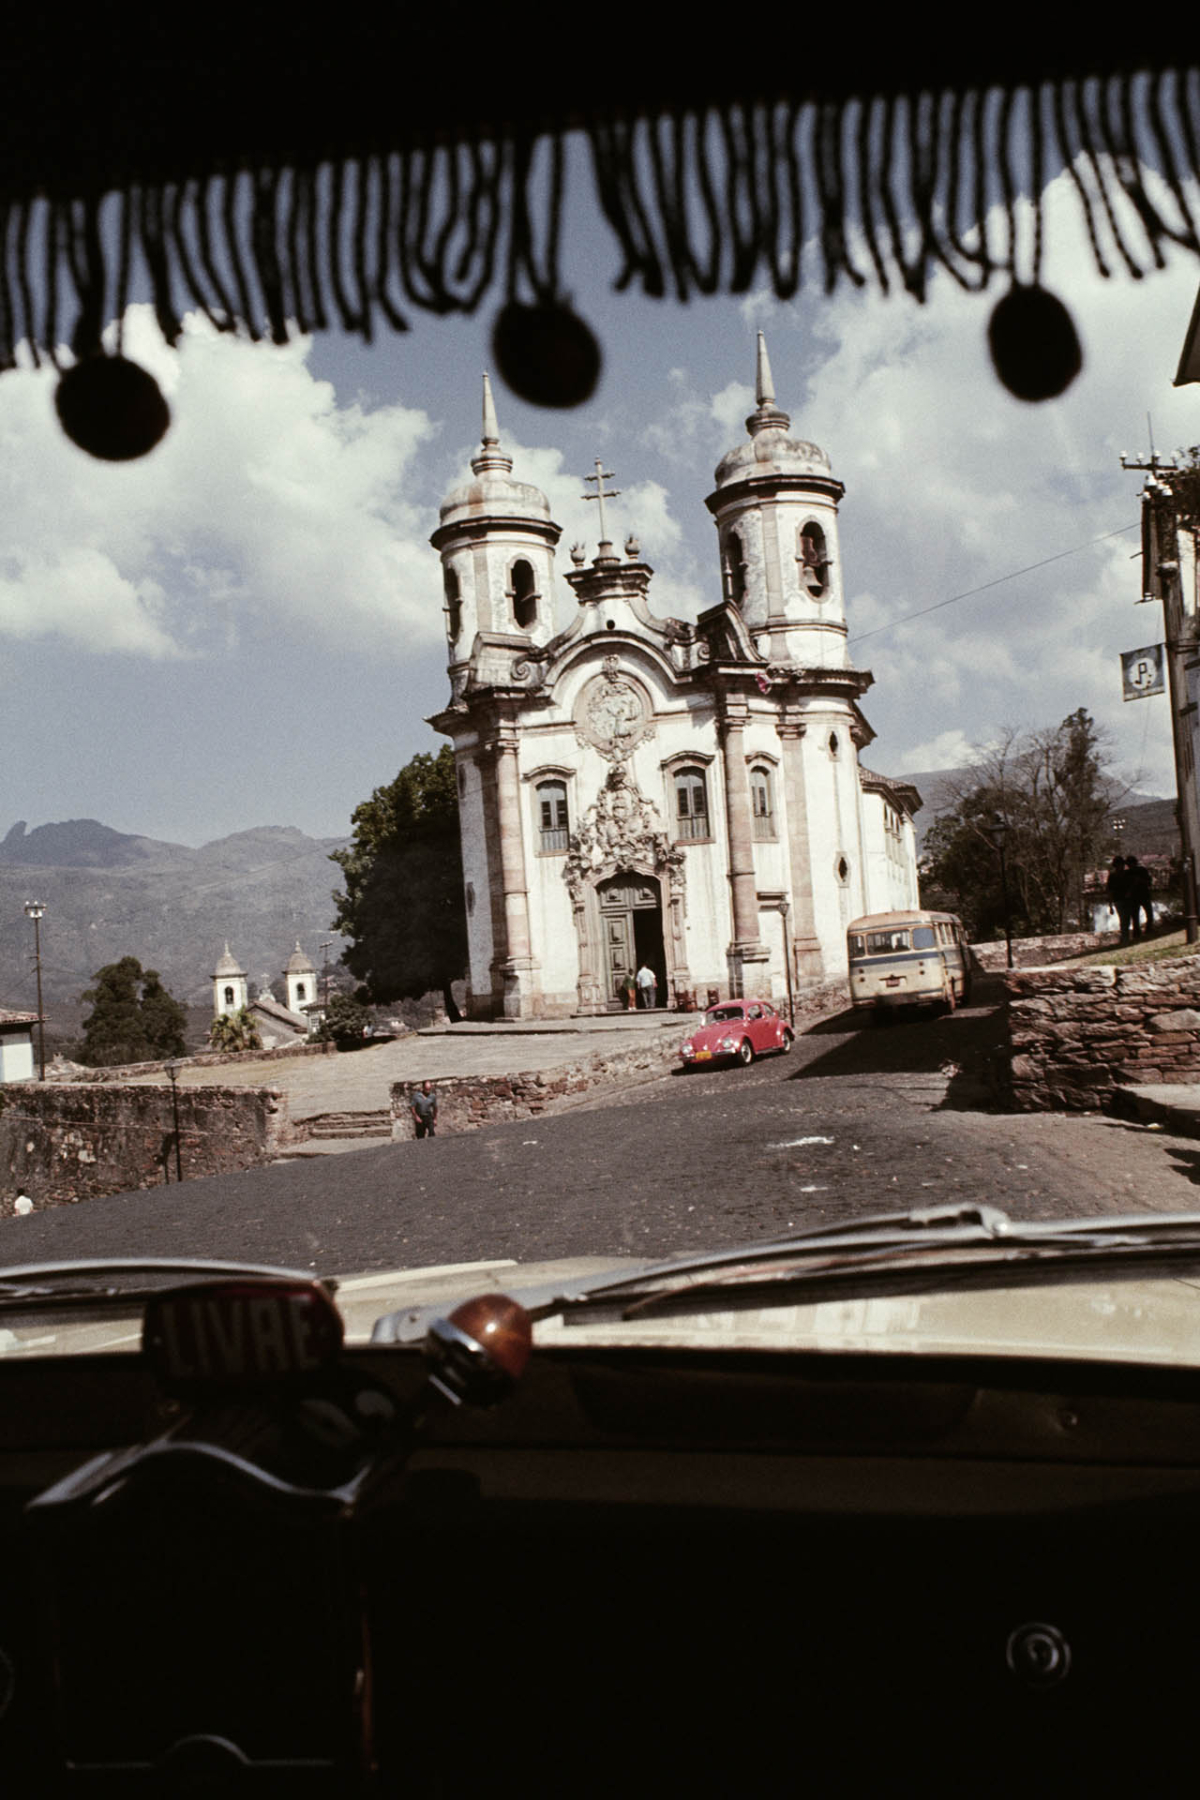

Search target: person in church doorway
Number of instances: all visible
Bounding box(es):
[411,1081,438,1138]
[636,964,658,1010]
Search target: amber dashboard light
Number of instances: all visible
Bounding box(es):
[142,1279,344,1392]
[424,1294,533,1408]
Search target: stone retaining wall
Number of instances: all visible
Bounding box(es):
[0,1082,291,1213]
[1005,956,1200,1110]
[391,1034,682,1138]
[973,930,1120,972]
[57,1039,334,1082]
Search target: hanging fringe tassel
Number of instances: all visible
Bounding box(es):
[3,72,1199,373]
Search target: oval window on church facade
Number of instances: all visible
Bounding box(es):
[674,767,710,840]
[536,779,569,852]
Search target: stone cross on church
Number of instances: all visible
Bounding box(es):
[428,336,921,1020]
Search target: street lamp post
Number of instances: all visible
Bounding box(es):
[990,815,1014,971]
[23,901,46,1079]
[780,895,795,1027]
[164,1059,183,1183]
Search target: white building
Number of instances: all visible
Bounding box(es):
[430,339,921,1019]
[0,1008,38,1082]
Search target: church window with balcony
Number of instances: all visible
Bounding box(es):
[750,765,775,839]
[536,779,569,852]
[674,767,710,841]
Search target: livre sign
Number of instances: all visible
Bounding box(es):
[143,1280,343,1387]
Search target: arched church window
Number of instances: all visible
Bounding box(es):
[750,765,775,839]
[295,984,306,1003]
[536,779,569,852]
[224,985,234,1007]
[444,568,462,641]
[798,522,828,597]
[724,530,747,608]
[674,767,710,840]
[510,559,539,629]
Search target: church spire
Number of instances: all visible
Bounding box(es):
[473,372,513,475]
[745,330,791,437]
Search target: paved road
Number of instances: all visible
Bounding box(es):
[6,990,1199,1277]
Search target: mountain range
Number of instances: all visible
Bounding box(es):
[0,819,350,1029]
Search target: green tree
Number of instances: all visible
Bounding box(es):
[80,957,188,1066]
[317,993,372,1049]
[921,711,1120,939]
[208,1007,263,1053]
[330,746,467,1020]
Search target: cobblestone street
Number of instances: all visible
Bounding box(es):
[5,986,1198,1277]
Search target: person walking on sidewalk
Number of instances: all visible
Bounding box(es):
[410,1080,438,1138]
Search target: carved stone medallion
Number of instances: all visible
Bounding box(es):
[573,662,654,761]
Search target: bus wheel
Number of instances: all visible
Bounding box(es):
[737,1039,755,1066]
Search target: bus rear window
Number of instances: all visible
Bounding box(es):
[865,930,910,954]
[912,927,937,949]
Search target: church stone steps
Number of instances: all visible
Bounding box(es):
[303,1110,391,1140]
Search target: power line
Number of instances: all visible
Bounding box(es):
[848,523,1140,647]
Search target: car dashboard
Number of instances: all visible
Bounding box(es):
[0,1325,1198,1795]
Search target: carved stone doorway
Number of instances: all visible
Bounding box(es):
[598,873,665,1008]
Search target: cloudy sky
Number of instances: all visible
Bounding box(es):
[3,144,1199,848]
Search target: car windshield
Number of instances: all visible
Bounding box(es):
[3,47,1200,1373]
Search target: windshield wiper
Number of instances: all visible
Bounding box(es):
[0,1257,334,1315]
[544,1206,1200,1324]
[371,1207,1200,1343]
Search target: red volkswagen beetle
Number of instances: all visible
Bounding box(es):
[679,1000,794,1068]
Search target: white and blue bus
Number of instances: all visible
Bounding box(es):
[847,910,973,1018]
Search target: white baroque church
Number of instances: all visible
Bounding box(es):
[429,336,920,1020]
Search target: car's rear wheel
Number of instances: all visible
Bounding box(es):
[780,1028,794,1053]
[737,1039,754,1065]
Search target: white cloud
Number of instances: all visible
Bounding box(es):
[0,307,441,658]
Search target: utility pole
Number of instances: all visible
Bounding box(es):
[1121,456,1200,943]
[23,900,46,1078]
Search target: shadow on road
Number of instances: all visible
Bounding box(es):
[789,977,1010,1112]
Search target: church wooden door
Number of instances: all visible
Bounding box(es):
[598,875,664,1005]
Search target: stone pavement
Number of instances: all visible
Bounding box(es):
[152,1012,685,1125]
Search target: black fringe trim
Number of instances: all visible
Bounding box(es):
[7,72,1200,371]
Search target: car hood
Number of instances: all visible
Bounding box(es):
[8,1221,1200,1368]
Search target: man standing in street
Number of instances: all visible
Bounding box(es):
[411,1080,438,1138]
[636,963,658,1010]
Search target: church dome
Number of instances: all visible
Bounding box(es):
[439,373,553,528]
[214,942,244,977]
[285,941,315,974]
[712,332,833,490]
[713,426,831,489]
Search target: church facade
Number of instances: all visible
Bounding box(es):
[429,338,920,1020]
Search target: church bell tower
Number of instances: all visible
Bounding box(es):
[705,333,849,670]
[430,375,561,695]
